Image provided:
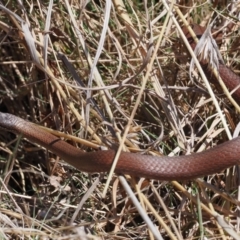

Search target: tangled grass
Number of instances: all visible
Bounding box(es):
[0,0,240,239]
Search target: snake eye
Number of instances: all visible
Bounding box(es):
[195,34,202,39]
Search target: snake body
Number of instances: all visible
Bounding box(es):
[1,112,240,180]
[1,25,240,180]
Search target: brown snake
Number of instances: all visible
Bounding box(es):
[1,25,240,181]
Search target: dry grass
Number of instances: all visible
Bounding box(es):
[0,0,240,239]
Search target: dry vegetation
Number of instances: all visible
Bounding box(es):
[0,0,240,239]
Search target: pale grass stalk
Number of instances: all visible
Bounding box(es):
[119,176,164,240]
[172,5,232,140]
[64,0,122,146]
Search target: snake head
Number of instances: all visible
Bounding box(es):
[0,112,22,133]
